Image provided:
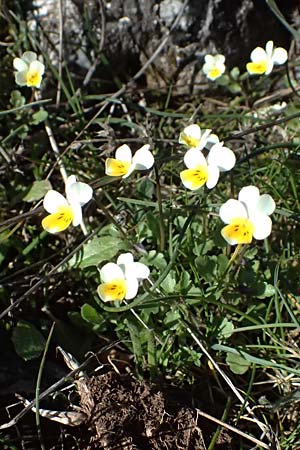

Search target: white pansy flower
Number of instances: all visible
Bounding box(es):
[246,40,288,76]
[13,51,45,88]
[180,142,236,190]
[97,252,150,302]
[105,144,154,178]
[202,54,226,81]
[42,175,93,233]
[219,185,276,245]
[179,124,219,151]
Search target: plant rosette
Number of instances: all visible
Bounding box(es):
[178,124,219,151]
[180,142,236,190]
[105,144,154,178]
[13,51,45,88]
[42,175,93,233]
[246,40,287,76]
[219,185,276,245]
[97,253,150,302]
[202,54,226,81]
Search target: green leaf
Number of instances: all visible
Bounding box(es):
[218,318,234,339]
[12,321,45,361]
[160,271,176,293]
[81,303,104,326]
[64,226,129,269]
[31,109,48,125]
[256,283,276,299]
[226,352,250,375]
[23,180,52,202]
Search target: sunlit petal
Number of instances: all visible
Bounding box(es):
[69,201,83,226]
[256,194,275,216]
[184,148,207,168]
[246,61,267,75]
[125,276,139,300]
[117,253,134,266]
[132,145,154,170]
[97,279,127,302]
[100,263,125,282]
[115,144,132,162]
[207,142,236,171]
[206,165,220,189]
[179,124,201,148]
[252,213,273,240]
[42,205,73,234]
[180,166,208,190]
[265,41,274,58]
[67,181,93,206]
[43,190,68,214]
[250,47,266,62]
[238,185,260,214]
[272,47,288,65]
[105,158,131,177]
[13,58,28,72]
[221,217,254,245]
[219,199,247,224]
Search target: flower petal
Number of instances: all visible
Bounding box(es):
[252,214,273,240]
[43,190,68,214]
[272,47,288,65]
[184,148,207,169]
[97,279,127,302]
[13,58,28,72]
[105,158,131,177]
[115,144,132,162]
[256,194,275,216]
[22,51,38,64]
[265,41,274,58]
[207,142,236,171]
[15,71,28,86]
[180,166,209,190]
[179,124,201,148]
[219,199,248,224]
[41,206,73,234]
[238,186,260,214]
[67,181,93,206]
[117,252,134,266]
[250,47,267,63]
[131,262,150,280]
[221,217,254,245]
[132,145,154,170]
[125,276,139,300]
[206,165,220,189]
[246,61,267,75]
[100,263,125,282]
[70,201,83,227]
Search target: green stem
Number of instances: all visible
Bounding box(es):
[154,165,165,251]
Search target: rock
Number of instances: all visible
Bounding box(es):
[28,0,299,93]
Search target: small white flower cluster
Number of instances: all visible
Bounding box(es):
[97,253,149,302]
[179,124,236,190]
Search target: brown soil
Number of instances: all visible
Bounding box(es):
[78,371,207,450]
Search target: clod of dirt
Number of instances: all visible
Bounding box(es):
[79,371,206,450]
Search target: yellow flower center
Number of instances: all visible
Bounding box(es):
[208,67,222,80]
[105,158,131,177]
[221,217,254,245]
[246,61,268,75]
[42,205,74,233]
[180,165,209,190]
[26,68,42,87]
[97,279,127,302]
